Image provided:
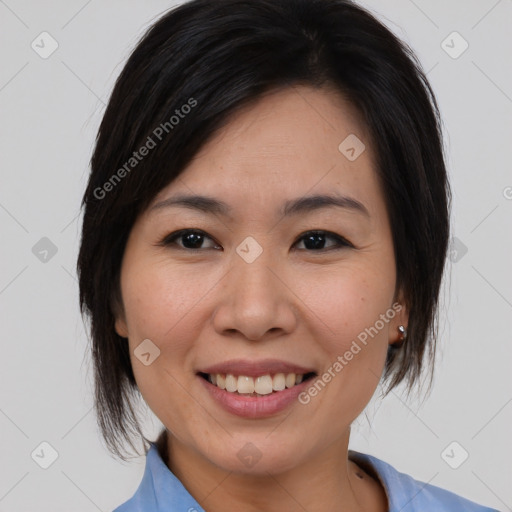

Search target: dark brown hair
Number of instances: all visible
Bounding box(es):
[77,0,451,460]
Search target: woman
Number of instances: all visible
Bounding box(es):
[77,0,499,510]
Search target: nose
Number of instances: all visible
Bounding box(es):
[212,246,298,342]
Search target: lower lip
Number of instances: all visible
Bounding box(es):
[198,376,311,418]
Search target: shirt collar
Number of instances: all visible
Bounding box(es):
[133,442,206,511]
[127,443,419,512]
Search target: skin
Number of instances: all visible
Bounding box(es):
[115,85,408,512]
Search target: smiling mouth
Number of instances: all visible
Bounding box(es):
[198,372,317,397]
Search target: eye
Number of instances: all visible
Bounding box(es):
[158,229,221,250]
[293,230,354,251]
[158,229,353,252]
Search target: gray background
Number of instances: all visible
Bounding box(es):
[1,0,511,510]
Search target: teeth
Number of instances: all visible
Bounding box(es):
[207,372,308,395]
[237,376,254,394]
[216,374,226,390]
[272,373,286,391]
[285,373,296,388]
[225,374,238,392]
[254,375,273,395]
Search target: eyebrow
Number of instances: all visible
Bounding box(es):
[150,193,370,219]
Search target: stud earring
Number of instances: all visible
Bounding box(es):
[398,325,407,340]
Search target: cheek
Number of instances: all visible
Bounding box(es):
[120,259,216,422]
[282,272,394,464]
[294,260,395,409]
[121,258,208,345]
[298,259,395,347]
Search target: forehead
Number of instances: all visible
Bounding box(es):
[150,86,383,219]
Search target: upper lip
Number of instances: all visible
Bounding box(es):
[198,359,316,378]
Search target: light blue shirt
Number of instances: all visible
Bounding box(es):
[114,443,498,511]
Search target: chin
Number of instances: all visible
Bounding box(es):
[204,435,308,475]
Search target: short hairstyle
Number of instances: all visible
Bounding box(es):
[77,0,451,460]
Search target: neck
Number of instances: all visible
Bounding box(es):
[158,430,387,512]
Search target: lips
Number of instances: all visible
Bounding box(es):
[198,358,316,378]
[196,359,317,417]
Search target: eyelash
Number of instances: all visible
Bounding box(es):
[157,229,354,252]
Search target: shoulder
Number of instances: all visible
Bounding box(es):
[349,451,499,512]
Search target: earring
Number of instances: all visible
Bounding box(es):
[398,325,407,340]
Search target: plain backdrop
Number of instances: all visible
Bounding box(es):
[1,1,511,511]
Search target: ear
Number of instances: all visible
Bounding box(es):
[388,292,409,346]
[115,315,129,338]
[111,289,128,338]
[110,277,128,338]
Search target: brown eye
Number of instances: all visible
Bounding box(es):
[158,229,353,252]
[159,229,221,250]
[294,231,353,251]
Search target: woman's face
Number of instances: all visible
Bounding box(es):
[115,86,407,474]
